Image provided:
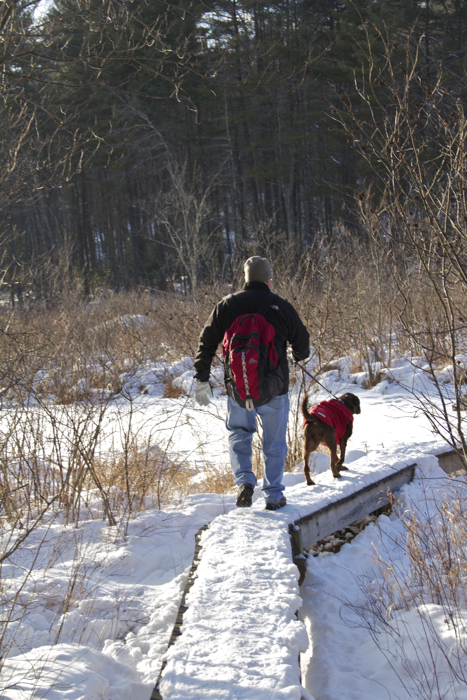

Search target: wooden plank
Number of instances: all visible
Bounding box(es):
[291,448,466,565]
[293,464,416,550]
[437,449,467,475]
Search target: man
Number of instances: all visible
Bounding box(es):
[194,256,310,510]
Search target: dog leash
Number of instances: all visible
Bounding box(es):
[295,362,340,401]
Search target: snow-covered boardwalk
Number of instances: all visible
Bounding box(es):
[155,446,439,700]
[159,510,307,700]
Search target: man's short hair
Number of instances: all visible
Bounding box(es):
[244,256,273,283]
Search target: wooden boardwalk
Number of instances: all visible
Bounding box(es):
[153,447,464,700]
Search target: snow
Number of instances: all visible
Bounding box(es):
[300,456,467,700]
[160,511,309,700]
[0,499,236,699]
[1,351,467,699]
[2,644,151,700]
[157,450,454,699]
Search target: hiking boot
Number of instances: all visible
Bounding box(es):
[236,483,255,508]
[265,496,287,511]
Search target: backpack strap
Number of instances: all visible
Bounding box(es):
[256,292,276,317]
[225,294,243,317]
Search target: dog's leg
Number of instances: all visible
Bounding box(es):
[327,434,341,478]
[302,434,319,486]
[303,451,316,485]
[337,439,349,471]
[337,425,353,472]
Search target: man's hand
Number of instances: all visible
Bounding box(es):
[195,381,213,406]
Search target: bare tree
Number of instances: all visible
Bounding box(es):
[153,157,224,292]
[332,25,467,458]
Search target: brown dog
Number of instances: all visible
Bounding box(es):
[301,393,361,485]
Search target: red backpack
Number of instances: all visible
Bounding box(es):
[222,293,284,410]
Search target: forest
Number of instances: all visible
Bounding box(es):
[2,0,467,298]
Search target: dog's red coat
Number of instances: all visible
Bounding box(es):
[303,399,354,444]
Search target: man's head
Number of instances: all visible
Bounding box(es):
[244,256,273,284]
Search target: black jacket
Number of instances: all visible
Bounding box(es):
[194,281,310,394]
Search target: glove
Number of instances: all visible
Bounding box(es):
[194,381,213,406]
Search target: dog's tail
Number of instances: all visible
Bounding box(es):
[301,393,314,422]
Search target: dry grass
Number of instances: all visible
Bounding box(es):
[191,462,236,494]
[361,370,386,390]
[1,243,465,411]
[343,482,467,698]
[93,442,191,512]
[162,376,186,399]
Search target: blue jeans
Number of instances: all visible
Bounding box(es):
[225,393,289,503]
